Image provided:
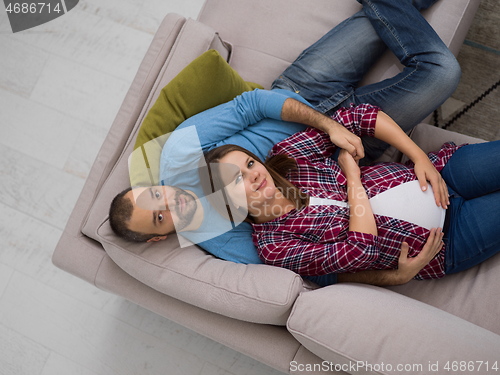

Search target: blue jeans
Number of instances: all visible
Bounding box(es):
[441,141,500,274]
[272,0,461,161]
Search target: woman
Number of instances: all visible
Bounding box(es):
[204,103,500,284]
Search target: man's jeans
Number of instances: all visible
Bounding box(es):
[441,141,500,274]
[272,0,461,161]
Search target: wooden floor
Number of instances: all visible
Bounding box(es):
[0,1,497,375]
[0,1,285,374]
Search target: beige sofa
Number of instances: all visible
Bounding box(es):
[53,0,500,374]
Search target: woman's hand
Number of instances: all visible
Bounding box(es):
[371,111,449,208]
[396,228,444,284]
[338,149,361,179]
[339,150,378,236]
[414,157,450,209]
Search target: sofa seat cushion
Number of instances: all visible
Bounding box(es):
[287,284,500,374]
[97,218,305,325]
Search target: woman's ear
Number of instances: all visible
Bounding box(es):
[147,235,168,243]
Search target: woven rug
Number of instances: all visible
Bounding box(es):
[433,0,500,141]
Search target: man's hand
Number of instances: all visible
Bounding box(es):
[396,228,445,284]
[328,121,365,161]
[414,158,450,209]
[281,98,364,159]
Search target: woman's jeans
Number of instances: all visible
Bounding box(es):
[441,141,500,274]
[272,0,461,161]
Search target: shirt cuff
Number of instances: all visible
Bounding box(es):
[356,103,379,138]
[347,230,378,246]
[303,273,338,286]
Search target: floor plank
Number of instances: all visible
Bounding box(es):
[40,352,101,375]
[0,142,84,230]
[30,56,131,127]
[0,323,50,375]
[0,89,82,169]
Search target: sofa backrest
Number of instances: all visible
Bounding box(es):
[198,0,479,88]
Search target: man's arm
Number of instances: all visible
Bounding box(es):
[174,90,363,161]
[175,90,305,147]
[337,228,444,286]
[281,98,365,159]
[161,90,299,171]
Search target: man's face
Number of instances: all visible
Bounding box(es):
[125,186,198,240]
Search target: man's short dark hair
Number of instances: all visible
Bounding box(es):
[109,186,164,242]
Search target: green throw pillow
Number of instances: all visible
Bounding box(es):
[129,49,263,186]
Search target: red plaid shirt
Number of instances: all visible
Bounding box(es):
[252,104,462,280]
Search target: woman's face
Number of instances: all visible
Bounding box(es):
[217,150,277,214]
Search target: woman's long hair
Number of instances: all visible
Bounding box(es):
[203,144,308,223]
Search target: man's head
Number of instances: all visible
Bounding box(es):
[109,185,198,242]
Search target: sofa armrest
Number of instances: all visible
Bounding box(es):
[409,123,485,154]
[377,122,486,163]
[287,285,500,375]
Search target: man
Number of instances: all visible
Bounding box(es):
[110,0,459,286]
